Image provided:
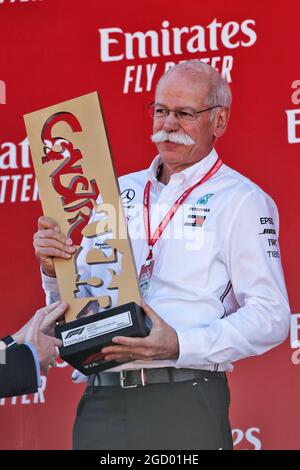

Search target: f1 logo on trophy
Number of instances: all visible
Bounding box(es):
[24,92,149,375]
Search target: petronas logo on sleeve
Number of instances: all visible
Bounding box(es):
[197,193,214,205]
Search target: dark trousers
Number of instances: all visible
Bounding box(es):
[73,371,233,450]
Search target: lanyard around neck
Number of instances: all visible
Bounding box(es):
[143,157,223,263]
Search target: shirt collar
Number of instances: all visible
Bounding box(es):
[146,148,219,189]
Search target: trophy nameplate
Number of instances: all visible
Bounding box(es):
[24,92,149,375]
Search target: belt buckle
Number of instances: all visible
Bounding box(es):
[120,369,147,388]
[120,370,138,389]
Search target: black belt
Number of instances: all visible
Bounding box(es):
[87,367,226,389]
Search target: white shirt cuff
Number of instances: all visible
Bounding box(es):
[175,329,206,369]
[41,268,61,304]
[41,269,59,291]
[24,343,41,388]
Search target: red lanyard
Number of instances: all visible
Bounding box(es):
[143,157,223,264]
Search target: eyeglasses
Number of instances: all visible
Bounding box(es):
[148,102,222,122]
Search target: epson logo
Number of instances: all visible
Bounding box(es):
[64,327,85,340]
[260,217,274,225]
[99,18,257,62]
[0,80,6,105]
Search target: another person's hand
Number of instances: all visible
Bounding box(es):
[12,301,68,344]
[101,301,179,363]
[33,216,76,277]
[39,301,67,337]
[24,309,62,375]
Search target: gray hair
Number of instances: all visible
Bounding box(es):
[157,60,232,121]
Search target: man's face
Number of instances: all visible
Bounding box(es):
[153,72,216,168]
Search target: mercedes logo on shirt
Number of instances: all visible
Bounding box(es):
[121,189,136,204]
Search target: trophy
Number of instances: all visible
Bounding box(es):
[24,92,149,375]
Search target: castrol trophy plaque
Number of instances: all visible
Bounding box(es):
[24,92,148,375]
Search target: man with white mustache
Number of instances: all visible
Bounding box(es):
[34,60,290,450]
[151,129,195,146]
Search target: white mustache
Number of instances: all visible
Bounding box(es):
[151,130,195,146]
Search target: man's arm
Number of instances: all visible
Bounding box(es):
[35,213,107,305]
[175,189,290,368]
[0,302,66,398]
[33,217,76,304]
[0,342,39,398]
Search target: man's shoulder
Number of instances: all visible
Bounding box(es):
[221,163,275,204]
[118,168,149,191]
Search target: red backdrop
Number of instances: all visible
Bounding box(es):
[0,0,299,450]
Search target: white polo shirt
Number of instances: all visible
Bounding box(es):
[42,148,290,372]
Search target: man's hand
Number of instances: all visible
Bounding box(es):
[101,301,179,363]
[12,301,68,344]
[33,216,76,277]
[39,301,67,337]
[24,309,62,375]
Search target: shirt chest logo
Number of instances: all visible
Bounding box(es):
[121,188,136,206]
[197,193,214,205]
[121,188,137,221]
[184,194,214,227]
[184,214,206,227]
[184,207,207,227]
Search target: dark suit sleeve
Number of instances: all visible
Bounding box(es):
[0,344,38,398]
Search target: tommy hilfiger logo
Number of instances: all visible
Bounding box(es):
[185,203,208,227]
[184,213,206,227]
